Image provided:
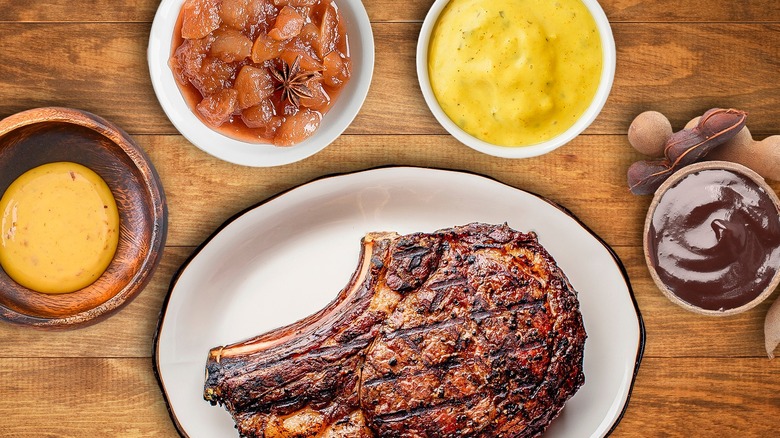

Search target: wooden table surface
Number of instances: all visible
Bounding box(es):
[1,0,779,436]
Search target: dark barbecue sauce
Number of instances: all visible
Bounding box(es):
[648,169,780,311]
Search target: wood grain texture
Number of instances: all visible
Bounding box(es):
[1,23,780,135]
[1,0,778,23]
[0,357,775,437]
[613,358,780,437]
[611,23,780,136]
[0,23,167,134]
[0,358,178,438]
[0,0,779,436]
[0,1,159,23]
[137,133,780,250]
[604,0,780,23]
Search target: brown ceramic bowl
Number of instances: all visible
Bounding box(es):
[643,161,780,316]
[0,107,167,328]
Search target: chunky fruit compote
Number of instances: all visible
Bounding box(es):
[170,0,352,146]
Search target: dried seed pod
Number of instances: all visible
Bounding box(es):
[765,296,780,359]
[664,108,747,166]
[628,111,673,157]
[708,130,780,181]
[627,108,747,195]
[684,116,701,130]
[627,160,673,195]
[662,129,703,165]
[740,135,780,180]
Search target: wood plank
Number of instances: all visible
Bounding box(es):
[138,133,643,248]
[137,133,780,250]
[0,247,191,358]
[1,0,778,23]
[0,357,776,436]
[0,23,169,134]
[614,358,780,437]
[610,23,780,137]
[1,243,775,359]
[0,358,178,438]
[605,0,780,23]
[0,23,779,136]
[0,1,158,22]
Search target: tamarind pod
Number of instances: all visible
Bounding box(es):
[664,108,747,166]
[627,108,747,195]
[663,129,702,164]
[628,159,674,195]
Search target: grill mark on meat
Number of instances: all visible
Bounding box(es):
[360,341,547,397]
[372,393,484,424]
[471,243,505,251]
[360,357,464,388]
[426,277,469,312]
[228,339,374,402]
[392,246,432,259]
[487,340,546,361]
[382,300,545,341]
[428,288,447,313]
[204,223,586,438]
[428,277,468,291]
[303,335,375,360]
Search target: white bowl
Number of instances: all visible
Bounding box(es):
[148,0,374,167]
[416,0,616,159]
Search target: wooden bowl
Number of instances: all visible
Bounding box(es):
[643,161,780,316]
[0,107,167,328]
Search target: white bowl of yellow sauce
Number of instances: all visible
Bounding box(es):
[417,0,615,158]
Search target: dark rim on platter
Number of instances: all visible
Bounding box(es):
[153,166,646,438]
[0,107,168,328]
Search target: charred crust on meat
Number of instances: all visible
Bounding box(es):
[204,223,586,438]
[385,238,441,293]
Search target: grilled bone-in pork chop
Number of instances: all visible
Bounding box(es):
[204,223,586,437]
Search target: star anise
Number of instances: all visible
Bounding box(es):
[269,55,320,108]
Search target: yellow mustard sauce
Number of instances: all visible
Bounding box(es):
[428,0,603,146]
[0,162,120,294]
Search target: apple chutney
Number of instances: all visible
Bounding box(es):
[169,0,352,146]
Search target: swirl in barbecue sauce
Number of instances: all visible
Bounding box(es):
[648,168,780,311]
